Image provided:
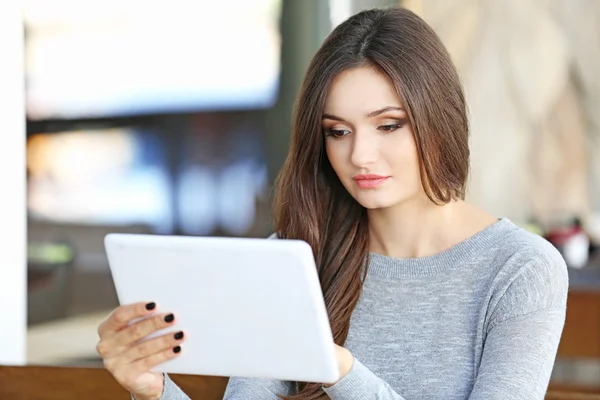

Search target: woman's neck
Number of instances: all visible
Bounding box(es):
[367,198,496,259]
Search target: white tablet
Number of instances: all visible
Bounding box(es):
[103,233,339,384]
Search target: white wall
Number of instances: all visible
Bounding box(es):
[0,0,27,365]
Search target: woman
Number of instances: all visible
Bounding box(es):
[96,6,568,400]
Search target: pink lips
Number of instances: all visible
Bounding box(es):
[352,174,390,189]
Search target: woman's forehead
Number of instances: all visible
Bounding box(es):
[324,67,403,116]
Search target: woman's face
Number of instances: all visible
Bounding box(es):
[323,66,424,210]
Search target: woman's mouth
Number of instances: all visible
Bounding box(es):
[352,174,390,189]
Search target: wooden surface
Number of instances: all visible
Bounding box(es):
[0,365,228,400]
[550,385,600,397]
[550,289,600,395]
[557,290,600,359]
[0,365,599,399]
[546,393,600,400]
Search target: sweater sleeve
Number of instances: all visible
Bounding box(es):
[468,250,569,399]
[155,374,293,400]
[130,374,191,400]
[324,248,569,400]
[322,357,406,399]
[223,377,294,399]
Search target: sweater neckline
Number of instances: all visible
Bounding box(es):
[367,218,517,278]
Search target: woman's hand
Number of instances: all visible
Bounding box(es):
[325,344,354,387]
[96,301,185,400]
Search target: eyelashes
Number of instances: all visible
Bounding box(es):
[325,129,351,139]
[378,123,403,132]
[324,120,406,139]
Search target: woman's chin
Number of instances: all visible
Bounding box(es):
[353,194,399,210]
[351,189,419,210]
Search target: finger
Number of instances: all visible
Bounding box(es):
[114,311,177,348]
[98,301,157,339]
[122,330,185,364]
[131,342,184,372]
[97,311,176,359]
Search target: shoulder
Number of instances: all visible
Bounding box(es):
[499,221,566,269]
[486,220,569,328]
[493,221,568,290]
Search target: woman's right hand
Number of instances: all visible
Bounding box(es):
[96,301,185,400]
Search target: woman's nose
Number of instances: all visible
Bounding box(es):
[350,130,378,168]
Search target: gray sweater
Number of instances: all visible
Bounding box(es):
[159,218,568,399]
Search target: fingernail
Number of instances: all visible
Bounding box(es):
[174,331,184,340]
[173,346,181,353]
[145,302,156,310]
[164,314,174,323]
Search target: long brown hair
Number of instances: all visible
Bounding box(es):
[273,7,469,399]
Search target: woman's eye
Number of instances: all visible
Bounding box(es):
[327,129,351,138]
[378,123,402,132]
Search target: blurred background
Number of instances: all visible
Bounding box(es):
[22,0,600,394]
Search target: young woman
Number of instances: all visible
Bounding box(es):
[96,7,568,400]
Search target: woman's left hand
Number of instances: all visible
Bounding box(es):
[328,344,354,386]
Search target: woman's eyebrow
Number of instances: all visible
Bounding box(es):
[322,106,404,122]
[366,106,404,118]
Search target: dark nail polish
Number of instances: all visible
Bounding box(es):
[174,331,184,340]
[173,346,181,353]
[164,314,174,323]
[145,302,156,310]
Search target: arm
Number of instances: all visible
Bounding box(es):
[153,374,293,399]
[149,374,191,400]
[223,377,294,399]
[324,252,568,400]
[322,357,406,399]
[469,253,568,399]
[130,374,190,400]
[468,307,565,399]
